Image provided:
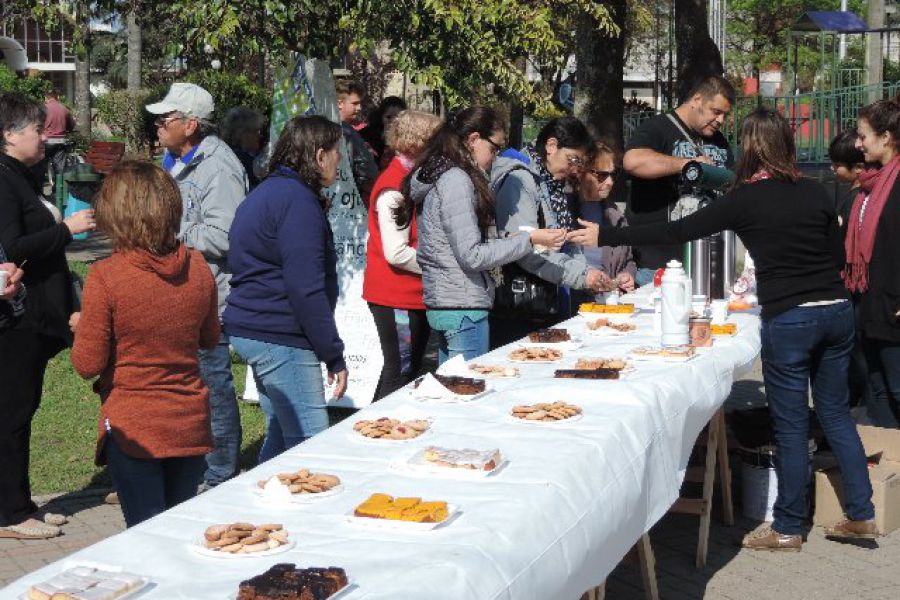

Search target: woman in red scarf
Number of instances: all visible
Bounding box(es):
[848,99,900,428]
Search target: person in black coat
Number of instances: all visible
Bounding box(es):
[0,93,94,538]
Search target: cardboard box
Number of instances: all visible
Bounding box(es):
[814,425,900,535]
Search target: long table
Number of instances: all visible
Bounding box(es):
[4,310,760,600]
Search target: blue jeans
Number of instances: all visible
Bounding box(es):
[230,336,329,463]
[435,316,489,364]
[761,301,875,535]
[105,436,206,528]
[198,333,241,486]
[862,338,900,428]
[635,267,656,288]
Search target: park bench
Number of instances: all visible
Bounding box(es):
[83,141,126,174]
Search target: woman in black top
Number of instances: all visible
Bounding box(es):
[0,93,94,539]
[570,109,876,550]
[848,98,900,429]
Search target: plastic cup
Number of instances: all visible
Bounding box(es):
[710,299,729,325]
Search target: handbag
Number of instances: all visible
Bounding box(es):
[492,178,561,318]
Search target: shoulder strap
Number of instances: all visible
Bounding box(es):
[666,113,703,155]
[496,164,547,228]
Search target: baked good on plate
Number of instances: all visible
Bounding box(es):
[527,328,571,343]
[257,469,341,494]
[509,347,562,362]
[353,417,430,440]
[353,493,450,523]
[237,563,348,600]
[510,402,582,422]
[421,446,502,471]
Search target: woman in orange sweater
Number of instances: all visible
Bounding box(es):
[71,161,220,527]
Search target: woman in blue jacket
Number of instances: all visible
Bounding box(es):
[224,115,347,462]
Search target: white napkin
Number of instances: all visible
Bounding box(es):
[411,372,457,400]
[260,477,293,504]
[437,354,471,377]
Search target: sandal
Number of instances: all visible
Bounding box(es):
[0,519,61,539]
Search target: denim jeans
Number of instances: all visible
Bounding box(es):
[105,436,206,528]
[761,301,874,535]
[435,316,489,364]
[198,333,241,486]
[230,336,329,463]
[635,267,656,288]
[862,338,900,428]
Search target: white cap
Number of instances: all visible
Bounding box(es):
[146,82,214,119]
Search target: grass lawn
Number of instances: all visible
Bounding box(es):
[29,262,266,495]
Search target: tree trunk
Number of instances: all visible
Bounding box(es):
[74,44,91,137]
[126,9,142,92]
[674,0,723,103]
[574,0,627,149]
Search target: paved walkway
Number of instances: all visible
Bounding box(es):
[3,363,900,598]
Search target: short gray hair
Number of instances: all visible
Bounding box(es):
[220,107,266,147]
[0,92,46,153]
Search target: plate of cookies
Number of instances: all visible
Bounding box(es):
[251,469,343,504]
[350,416,432,443]
[191,522,294,559]
[584,317,638,337]
[508,346,564,363]
[628,345,696,362]
[467,363,520,378]
[508,402,583,424]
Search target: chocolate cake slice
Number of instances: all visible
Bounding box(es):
[554,368,620,380]
[433,373,486,395]
[528,328,571,343]
[237,564,349,600]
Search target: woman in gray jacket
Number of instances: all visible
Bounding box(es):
[399,107,565,363]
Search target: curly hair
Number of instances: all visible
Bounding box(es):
[386,110,442,158]
[267,115,343,200]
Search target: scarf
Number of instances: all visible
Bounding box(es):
[524,145,573,230]
[843,157,900,293]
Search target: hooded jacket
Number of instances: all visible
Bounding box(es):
[491,157,588,289]
[411,162,532,309]
[71,245,220,463]
[165,134,248,316]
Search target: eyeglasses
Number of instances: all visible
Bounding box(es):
[567,154,586,169]
[588,169,618,183]
[485,137,505,155]
[154,114,185,129]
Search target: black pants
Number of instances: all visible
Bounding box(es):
[861,337,900,428]
[488,314,563,350]
[368,304,430,400]
[0,328,61,526]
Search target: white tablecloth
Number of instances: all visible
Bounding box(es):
[4,311,760,600]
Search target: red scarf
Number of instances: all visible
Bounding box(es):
[844,157,900,293]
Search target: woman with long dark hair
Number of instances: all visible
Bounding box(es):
[401,106,565,362]
[848,98,900,429]
[224,115,348,462]
[569,108,877,550]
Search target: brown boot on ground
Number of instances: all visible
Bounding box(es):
[824,518,878,540]
[741,523,802,552]
[104,492,119,505]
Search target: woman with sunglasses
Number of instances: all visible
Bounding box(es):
[569,109,876,551]
[575,141,636,296]
[489,116,609,348]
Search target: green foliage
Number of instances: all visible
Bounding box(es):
[0,65,52,100]
[95,90,153,152]
[184,70,271,121]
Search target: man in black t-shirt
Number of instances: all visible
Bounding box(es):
[624,75,735,281]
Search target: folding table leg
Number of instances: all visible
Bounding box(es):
[716,408,735,526]
[636,533,659,600]
[696,409,720,569]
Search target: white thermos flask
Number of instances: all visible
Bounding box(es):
[660,259,691,346]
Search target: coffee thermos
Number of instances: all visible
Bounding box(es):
[660,260,692,347]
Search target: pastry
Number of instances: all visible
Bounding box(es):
[711,323,737,335]
[237,564,348,600]
[202,522,289,554]
[509,347,563,362]
[257,470,341,495]
[28,568,144,600]
[630,345,695,358]
[579,302,635,314]
[586,318,636,332]
[353,493,450,523]
[419,446,502,471]
[527,328,571,343]
[554,368,620,379]
[353,417,430,440]
[468,364,519,378]
[429,374,486,395]
[511,402,582,422]
[575,357,629,371]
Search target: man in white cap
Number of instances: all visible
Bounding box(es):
[147,82,247,490]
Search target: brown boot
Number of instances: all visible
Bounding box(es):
[741,524,802,552]
[824,518,878,540]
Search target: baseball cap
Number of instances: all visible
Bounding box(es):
[146,82,214,119]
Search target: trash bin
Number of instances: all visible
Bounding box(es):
[739,439,816,522]
[63,163,102,241]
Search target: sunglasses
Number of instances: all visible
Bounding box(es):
[587,169,618,183]
[567,154,586,168]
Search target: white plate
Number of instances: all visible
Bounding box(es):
[578,310,635,323]
[584,326,634,337]
[348,427,433,445]
[506,412,584,425]
[627,349,697,363]
[250,481,345,503]
[410,384,492,403]
[507,353,564,364]
[466,365,520,379]
[346,504,460,531]
[396,448,509,479]
[189,537,296,559]
[20,571,153,600]
[517,339,583,351]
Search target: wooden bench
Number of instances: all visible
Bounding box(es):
[83,141,126,174]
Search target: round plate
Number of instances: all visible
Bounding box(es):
[250,481,345,503]
[189,537,295,559]
[348,427,433,445]
[506,412,584,425]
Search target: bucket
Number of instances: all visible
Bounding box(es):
[739,440,816,522]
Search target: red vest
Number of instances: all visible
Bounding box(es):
[362,157,425,310]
